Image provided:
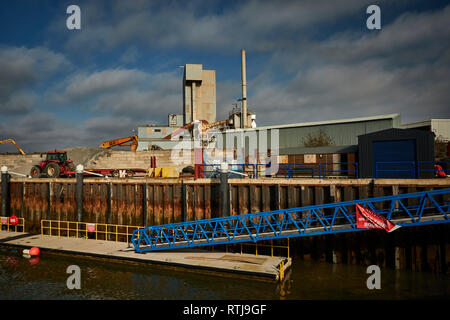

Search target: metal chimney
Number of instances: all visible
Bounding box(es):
[241,49,247,128]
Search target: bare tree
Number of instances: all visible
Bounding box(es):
[302,130,334,147]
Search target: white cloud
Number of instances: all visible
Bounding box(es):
[62,0,373,53]
[64,68,148,100]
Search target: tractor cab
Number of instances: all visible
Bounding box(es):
[46,151,68,162]
[30,150,75,178]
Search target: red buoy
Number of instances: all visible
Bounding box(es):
[29,247,40,256]
[9,215,19,226]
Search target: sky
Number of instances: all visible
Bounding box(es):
[0,0,449,152]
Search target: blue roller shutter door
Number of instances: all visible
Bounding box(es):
[373,139,416,178]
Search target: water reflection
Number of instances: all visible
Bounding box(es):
[0,247,448,300]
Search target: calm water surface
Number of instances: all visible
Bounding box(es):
[0,247,448,299]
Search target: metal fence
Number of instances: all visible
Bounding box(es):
[199,162,359,179]
[41,220,145,243]
[418,161,450,178]
[198,160,449,179]
[1,217,25,232]
[198,163,256,178]
[375,161,416,179]
[321,162,359,179]
[375,161,450,179]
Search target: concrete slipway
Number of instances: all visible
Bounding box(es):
[0,231,290,282]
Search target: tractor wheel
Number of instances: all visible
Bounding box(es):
[30,166,41,178]
[45,162,60,178]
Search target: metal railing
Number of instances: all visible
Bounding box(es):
[288,163,322,178]
[321,162,359,179]
[198,160,449,179]
[1,217,25,232]
[197,163,255,178]
[418,161,450,178]
[229,163,255,178]
[375,161,416,179]
[237,238,290,258]
[256,163,320,178]
[255,162,359,179]
[41,220,145,243]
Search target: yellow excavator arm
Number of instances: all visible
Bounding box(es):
[99,136,138,151]
[0,139,26,155]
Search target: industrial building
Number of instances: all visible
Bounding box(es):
[136,59,402,156]
[358,128,435,179]
[137,64,217,151]
[137,61,255,152]
[132,49,449,179]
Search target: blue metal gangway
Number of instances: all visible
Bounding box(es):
[131,188,450,253]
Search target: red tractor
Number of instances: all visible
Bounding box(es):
[30,150,76,178]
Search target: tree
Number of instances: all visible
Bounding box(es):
[302,130,334,147]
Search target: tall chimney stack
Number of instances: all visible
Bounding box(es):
[241,49,247,129]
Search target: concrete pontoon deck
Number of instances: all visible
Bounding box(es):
[0,231,291,282]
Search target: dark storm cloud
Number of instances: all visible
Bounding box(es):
[49,68,182,124]
[240,4,450,125]
[50,0,450,127]
[2,1,449,152]
[0,112,137,152]
[0,46,71,115]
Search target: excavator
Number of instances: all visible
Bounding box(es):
[0,139,26,155]
[99,136,138,151]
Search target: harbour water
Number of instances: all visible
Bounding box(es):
[0,246,448,300]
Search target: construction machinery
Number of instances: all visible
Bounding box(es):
[0,139,26,155]
[163,119,229,142]
[100,136,138,151]
[30,150,75,178]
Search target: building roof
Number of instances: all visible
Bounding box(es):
[237,113,400,131]
[358,127,435,139]
[401,119,450,129]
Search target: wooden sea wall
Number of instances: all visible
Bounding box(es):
[2,177,450,233]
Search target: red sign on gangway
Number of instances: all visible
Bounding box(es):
[356,204,401,232]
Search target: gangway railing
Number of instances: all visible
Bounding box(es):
[131,188,450,253]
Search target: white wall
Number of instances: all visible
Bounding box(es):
[431,120,450,141]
